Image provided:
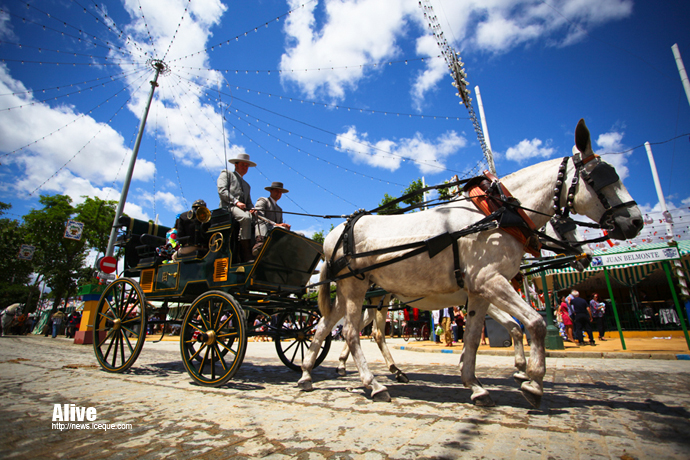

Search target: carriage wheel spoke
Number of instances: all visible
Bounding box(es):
[97,328,115,347]
[199,346,210,374]
[216,331,238,339]
[103,330,116,360]
[189,343,206,362]
[111,331,120,367]
[217,340,237,356]
[217,312,234,330]
[122,330,135,354]
[214,344,227,371]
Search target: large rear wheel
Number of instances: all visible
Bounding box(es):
[180,291,247,387]
[92,278,147,373]
[274,310,331,372]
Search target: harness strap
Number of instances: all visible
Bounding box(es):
[465,171,542,257]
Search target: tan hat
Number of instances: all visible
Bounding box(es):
[228,152,256,167]
[265,181,289,193]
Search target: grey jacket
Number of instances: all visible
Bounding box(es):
[254,197,283,237]
[217,170,252,210]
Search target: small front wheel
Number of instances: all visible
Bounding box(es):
[180,291,247,387]
[92,278,147,373]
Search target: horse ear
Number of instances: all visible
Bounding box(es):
[574,118,594,158]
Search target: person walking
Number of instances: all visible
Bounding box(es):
[571,292,595,346]
[453,306,465,343]
[559,296,574,342]
[440,307,454,347]
[51,309,66,338]
[590,293,606,341]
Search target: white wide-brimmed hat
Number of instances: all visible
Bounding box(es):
[264,181,289,193]
[228,152,256,167]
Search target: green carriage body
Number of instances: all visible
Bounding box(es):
[93,208,331,386]
[117,208,323,301]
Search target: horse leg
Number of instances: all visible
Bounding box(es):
[486,305,528,384]
[339,279,391,402]
[298,297,345,391]
[460,296,494,406]
[478,275,546,408]
[337,308,373,376]
[371,306,409,383]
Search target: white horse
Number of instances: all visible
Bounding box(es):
[335,217,593,387]
[299,119,642,407]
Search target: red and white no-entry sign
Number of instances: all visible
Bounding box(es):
[99,256,118,274]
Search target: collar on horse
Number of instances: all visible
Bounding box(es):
[464,171,542,257]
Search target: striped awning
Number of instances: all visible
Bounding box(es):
[544,241,690,290]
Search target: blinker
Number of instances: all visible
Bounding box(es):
[589,162,619,192]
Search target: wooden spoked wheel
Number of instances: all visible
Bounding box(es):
[92,278,147,373]
[274,310,331,372]
[180,291,247,387]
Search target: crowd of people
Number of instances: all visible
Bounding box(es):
[556,290,606,346]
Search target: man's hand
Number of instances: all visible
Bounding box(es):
[277,223,291,230]
[236,202,247,211]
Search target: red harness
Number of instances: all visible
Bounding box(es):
[465,171,542,257]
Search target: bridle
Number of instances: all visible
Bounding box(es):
[551,153,637,235]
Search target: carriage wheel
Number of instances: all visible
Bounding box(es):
[402,324,411,342]
[180,291,247,387]
[92,278,147,373]
[274,311,331,372]
[420,324,430,341]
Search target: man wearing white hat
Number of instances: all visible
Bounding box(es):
[253,182,291,256]
[217,152,256,262]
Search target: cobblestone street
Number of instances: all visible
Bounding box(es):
[2,335,690,459]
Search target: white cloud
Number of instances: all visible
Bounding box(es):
[335,126,466,174]
[279,0,418,99]
[410,0,633,105]
[0,0,245,219]
[595,130,630,180]
[505,138,554,163]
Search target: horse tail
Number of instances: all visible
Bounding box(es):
[318,268,332,318]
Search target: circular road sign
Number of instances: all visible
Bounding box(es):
[99,256,118,274]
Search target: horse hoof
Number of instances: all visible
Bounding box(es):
[513,372,529,384]
[520,382,543,408]
[336,368,347,377]
[472,393,495,407]
[396,372,410,384]
[298,380,313,392]
[372,390,391,402]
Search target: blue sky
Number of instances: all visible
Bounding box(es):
[1,0,689,252]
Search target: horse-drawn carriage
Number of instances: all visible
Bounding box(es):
[92,206,334,386]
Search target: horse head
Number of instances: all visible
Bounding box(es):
[567,119,643,240]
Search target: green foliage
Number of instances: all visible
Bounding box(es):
[401,178,424,206]
[0,202,36,309]
[437,180,454,201]
[74,196,118,256]
[377,193,401,215]
[311,224,334,245]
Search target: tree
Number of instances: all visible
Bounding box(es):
[376,193,401,215]
[74,196,118,257]
[0,202,37,310]
[23,195,88,313]
[377,178,426,215]
[312,224,335,245]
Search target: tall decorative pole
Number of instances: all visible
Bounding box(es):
[104,60,169,262]
[475,86,496,175]
[672,44,690,108]
[644,142,674,242]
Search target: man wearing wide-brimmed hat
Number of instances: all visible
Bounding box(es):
[252,181,291,257]
[217,152,256,261]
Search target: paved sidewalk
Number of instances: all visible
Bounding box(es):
[394,334,690,360]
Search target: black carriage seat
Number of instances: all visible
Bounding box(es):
[205,207,243,264]
[116,216,171,271]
